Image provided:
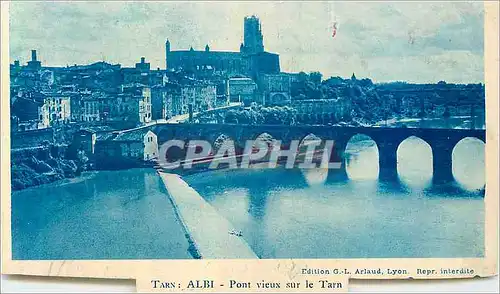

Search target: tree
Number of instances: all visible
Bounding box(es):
[248,107,264,125]
[359,78,373,87]
[224,110,239,124]
[237,110,251,124]
[297,72,308,83]
[309,71,322,86]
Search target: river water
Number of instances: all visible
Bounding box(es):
[374,115,486,129]
[11,169,191,260]
[183,135,485,259]
[12,126,485,260]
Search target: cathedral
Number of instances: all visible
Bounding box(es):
[165,16,280,78]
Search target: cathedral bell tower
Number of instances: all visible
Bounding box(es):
[165,39,171,69]
[242,15,264,55]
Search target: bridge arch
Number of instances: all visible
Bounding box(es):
[299,133,322,147]
[212,133,238,154]
[296,133,324,166]
[248,132,277,152]
[345,134,379,180]
[253,132,276,145]
[269,93,288,105]
[298,133,329,185]
[452,137,485,191]
[396,136,433,189]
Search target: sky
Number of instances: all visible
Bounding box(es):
[9,1,484,84]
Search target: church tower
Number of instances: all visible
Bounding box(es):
[165,39,171,69]
[242,15,264,54]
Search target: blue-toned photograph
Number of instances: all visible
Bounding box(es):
[9,1,485,260]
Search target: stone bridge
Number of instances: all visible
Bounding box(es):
[376,85,485,118]
[152,123,485,184]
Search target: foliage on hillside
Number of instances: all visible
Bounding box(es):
[10,144,83,191]
[224,103,297,125]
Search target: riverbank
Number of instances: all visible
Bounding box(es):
[157,171,258,259]
[10,145,82,191]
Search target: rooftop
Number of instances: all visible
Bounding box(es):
[112,128,152,142]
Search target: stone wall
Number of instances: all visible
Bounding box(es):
[11,128,55,149]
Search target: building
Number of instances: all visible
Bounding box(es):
[116,84,152,124]
[82,93,101,122]
[11,95,46,131]
[121,57,152,85]
[150,68,169,86]
[10,50,47,89]
[77,86,153,125]
[69,126,117,159]
[164,82,184,117]
[227,77,258,105]
[292,98,352,124]
[66,88,91,122]
[180,81,217,113]
[53,61,122,90]
[10,90,71,130]
[165,15,280,78]
[44,93,71,125]
[151,82,183,120]
[167,44,249,77]
[143,130,159,161]
[75,84,153,126]
[151,85,168,120]
[71,129,98,157]
[259,73,295,106]
[195,82,218,112]
[241,15,264,54]
[26,49,42,71]
[94,128,159,168]
[35,92,71,127]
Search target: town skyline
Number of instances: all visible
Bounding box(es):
[10,2,484,84]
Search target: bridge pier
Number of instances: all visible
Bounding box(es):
[377,140,400,182]
[329,140,349,181]
[432,146,454,185]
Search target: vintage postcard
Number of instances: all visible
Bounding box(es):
[1,0,498,291]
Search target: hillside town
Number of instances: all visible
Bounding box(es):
[11,15,485,133]
[10,15,485,191]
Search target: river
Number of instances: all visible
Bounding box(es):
[182,135,485,259]
[11,126,485,260]
[374,115,486,129]
[11,169,191,260]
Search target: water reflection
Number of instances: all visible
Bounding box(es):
[184,136,485,259]
[298,133,328,185]
[345,134,379,180]
[397,136,433,189]
[301,168,329,186]
[185,167,484,258]
[453,137,485,191]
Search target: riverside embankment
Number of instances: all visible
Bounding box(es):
[157,171,258,259]
[10,145,82,191]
